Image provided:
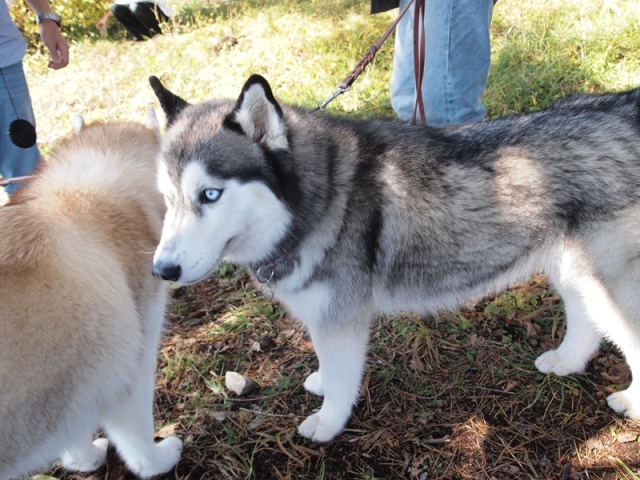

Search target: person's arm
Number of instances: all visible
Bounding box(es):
[24,0,69,69]
[96,10,113,32]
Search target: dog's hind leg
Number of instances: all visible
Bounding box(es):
[539,234,640,419]
[535,277,602,376]
[599,257,640,419]
[553,215,640,420]
[297,315,372,442]
[536,242,604,376]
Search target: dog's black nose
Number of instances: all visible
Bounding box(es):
[152,262,182,282]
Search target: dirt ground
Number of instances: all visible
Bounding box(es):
[51,272,640,480]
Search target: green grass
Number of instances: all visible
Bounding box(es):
[487,0,640,116]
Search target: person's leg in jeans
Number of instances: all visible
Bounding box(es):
[0,62,40,194]
[391,0,495,126]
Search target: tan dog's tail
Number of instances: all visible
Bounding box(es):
[73,114,84,134]
[147,105,161,140]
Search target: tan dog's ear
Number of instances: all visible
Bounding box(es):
[147,105,161,140]
[73,114,85,134]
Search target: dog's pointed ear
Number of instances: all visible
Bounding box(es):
[226,75,288,150]
[149,76,189,126]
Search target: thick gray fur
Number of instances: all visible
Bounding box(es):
[151,75,640,442]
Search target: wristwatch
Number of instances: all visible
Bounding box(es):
[36,13,62,27]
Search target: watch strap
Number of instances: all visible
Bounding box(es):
[36,13,61,27]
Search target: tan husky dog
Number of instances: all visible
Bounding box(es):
[0,115,182,478]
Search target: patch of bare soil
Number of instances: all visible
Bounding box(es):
[51,274,640,480]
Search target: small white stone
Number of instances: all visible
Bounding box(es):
[225,371,257,396]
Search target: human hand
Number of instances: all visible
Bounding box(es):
[96,16,109,31]
[38,21,69,69]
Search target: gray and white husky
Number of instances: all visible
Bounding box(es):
[150,74,640,442]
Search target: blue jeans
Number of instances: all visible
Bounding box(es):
[391,0,495,126]
[0,62,40,194]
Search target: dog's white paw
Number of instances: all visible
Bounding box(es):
[303,371,324,396]
[297,412,345,442]
[608,390,640,419]
[120,436,182,478]
[535,350,585,376]
[149,436,183,476]
[60,438,108,472]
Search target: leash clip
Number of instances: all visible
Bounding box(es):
[315,86,350,111]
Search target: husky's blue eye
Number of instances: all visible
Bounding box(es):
[201,188,223,204]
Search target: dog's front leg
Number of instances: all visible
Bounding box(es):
[298,317,371,442]
[60,437,109,472]
[100,291,182,478]
[101,369,182,478]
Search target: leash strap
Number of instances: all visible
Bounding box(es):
[315,0,417,112]
[411,0,426,125]
[0,175,32,187]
